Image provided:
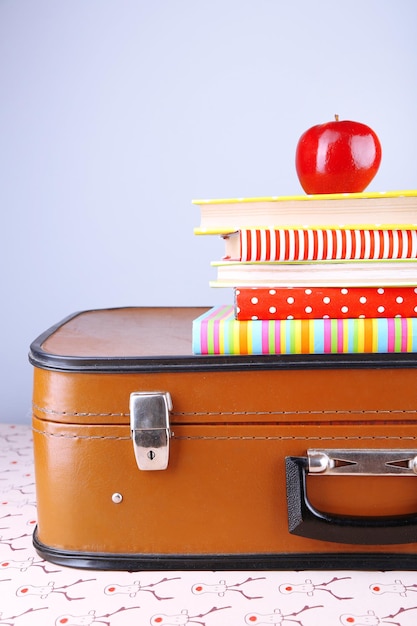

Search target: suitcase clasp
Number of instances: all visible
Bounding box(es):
[130,392,172,471]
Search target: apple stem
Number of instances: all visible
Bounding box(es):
[335,114,339,121]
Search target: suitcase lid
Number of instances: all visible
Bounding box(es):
[29,306,417,373]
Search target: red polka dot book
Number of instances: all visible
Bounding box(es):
[192,189,417,355]
[234,286,417,321]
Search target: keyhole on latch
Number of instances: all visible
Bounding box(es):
[147,450,156,461]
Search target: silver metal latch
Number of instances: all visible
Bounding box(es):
[130,391,172,471]
[307,449,417,476]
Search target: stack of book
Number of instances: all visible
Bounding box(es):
[191,190,417,355]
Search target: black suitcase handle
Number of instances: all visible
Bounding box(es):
[286,455,417,545]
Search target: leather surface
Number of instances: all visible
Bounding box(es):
[40,307,207,357]
[31,307,417,555]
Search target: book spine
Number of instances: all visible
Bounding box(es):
[238,229,417,262]
[192,306,417,355]
[234,287,417,320]
[211,258,417,288]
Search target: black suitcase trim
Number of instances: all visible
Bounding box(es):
[29,307,417,373]
[33,527,417,571]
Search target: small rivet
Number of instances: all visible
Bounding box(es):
[308,451,333,473]
[112,492,123,504]
[409,456,417,474]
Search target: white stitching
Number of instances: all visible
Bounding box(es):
[32,428,131,441]
[33,404,417,418]
[32,428,417,443]
[33,404,129,418]
[174,435,417,441]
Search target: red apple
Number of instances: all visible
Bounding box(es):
[295,115,382,194]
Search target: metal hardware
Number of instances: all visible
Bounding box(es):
[130,391,172,471]
[111,493,123,504]
[307,449,417,476]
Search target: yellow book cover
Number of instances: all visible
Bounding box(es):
[193,190,417,235]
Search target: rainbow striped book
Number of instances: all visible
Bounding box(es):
[192,305,417,355]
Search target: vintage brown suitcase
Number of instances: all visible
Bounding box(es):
[29,306,417,570]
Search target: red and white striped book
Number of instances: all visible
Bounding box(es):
[234,286,417,320]
[223,228,417,262]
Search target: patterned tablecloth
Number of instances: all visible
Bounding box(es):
[2,422,417,626]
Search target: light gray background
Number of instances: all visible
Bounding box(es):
[1,0,416,424]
